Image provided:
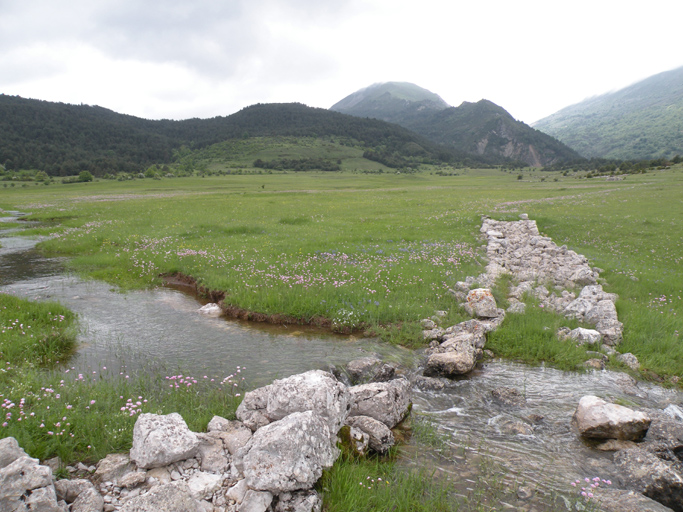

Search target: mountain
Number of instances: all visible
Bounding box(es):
[533,66,683,160]
[330,82,449,125]
[331,82,580,167]
[0,96,474,176]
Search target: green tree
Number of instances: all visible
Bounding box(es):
[78,171,93,182]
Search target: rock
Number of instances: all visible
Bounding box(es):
[584,358,606,370]
[0,437,27,470]
[119,481,203,512]
[345,357,396,384]
[490,387,526,406]
[238,490,274,512]
[0,456,62,512]
[464,289,499,318]
[506,301,526,314]
[273,490,322,512]
[24,487,65,512]
[195,432,229,473]
[206,415,232,432]
[146,466,172,486]
[226,479,249,504]
[265,370,350,440]
[54,479,98,502]
[130,413,200,469]
[187,471,222,500]
[568,327,602,345]
[420,319,436,330]
[615,448,683,511]
[348,378,411,429]
[337,425,369,456]
[94,453,134,484]
[573,395,651,440]
[71,486,104,512]
[618,352,640,371]
[663,404,683,422]
[595,439,639,451]
[240,411,338,493]
[346,415,395,454]
[198,303,222,317]
[424,347,477,377]
[237,370,350,439]
[413,375,446,391]
[222,424,254,456]
[119,471,147,489]
[235,384,273,431]
[596,488,676,512]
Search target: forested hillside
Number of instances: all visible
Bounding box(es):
[533,66,683,159]
[0,96,471,176]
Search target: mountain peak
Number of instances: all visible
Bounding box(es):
[330,82,449,123]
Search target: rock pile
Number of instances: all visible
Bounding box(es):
[421,215,638,379]
[0,369,411,512]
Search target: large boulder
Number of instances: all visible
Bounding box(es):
[424,349,477,377]
[572,396,651,440]
[119,481,203,512]
[265,370,350,439]
[347,378,411,428]
[240,411,339,493]
[615,448,683,512]
[236,370,350,439]
[129,413,200,469]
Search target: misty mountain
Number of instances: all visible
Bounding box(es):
[331,82,580,166]
[533,66,683,160]
[0,96,474,176]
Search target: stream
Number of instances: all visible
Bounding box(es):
[2,212,682,510]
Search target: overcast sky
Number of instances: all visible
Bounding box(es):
[2,0,682,124]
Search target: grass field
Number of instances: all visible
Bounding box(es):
[2,164,682,509]
[2,166,682,378]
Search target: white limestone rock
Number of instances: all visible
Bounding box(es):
[130,413,200,469]
[573,395,651,440]
[347,378,411,429]
[240,411,339,493]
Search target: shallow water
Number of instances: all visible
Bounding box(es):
[2,214,682,510]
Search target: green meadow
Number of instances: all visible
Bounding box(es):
[1,162,682,510]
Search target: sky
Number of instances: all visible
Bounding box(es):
[2,0,682,125]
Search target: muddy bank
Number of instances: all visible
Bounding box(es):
[162,273,357,334]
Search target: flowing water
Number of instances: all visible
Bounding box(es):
[2,213,682,510]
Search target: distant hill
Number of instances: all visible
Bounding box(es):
[330,82,449,125]
[331,82,581,167]
[0,96,474,176]
[533,66,683,160]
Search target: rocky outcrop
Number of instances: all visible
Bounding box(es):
[572,395,651,440]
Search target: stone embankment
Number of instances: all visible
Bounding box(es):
[419,214,638,383]
[0,369,411,512]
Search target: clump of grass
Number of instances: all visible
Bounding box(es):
[319,456,458,512]
[0,293,77,367]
